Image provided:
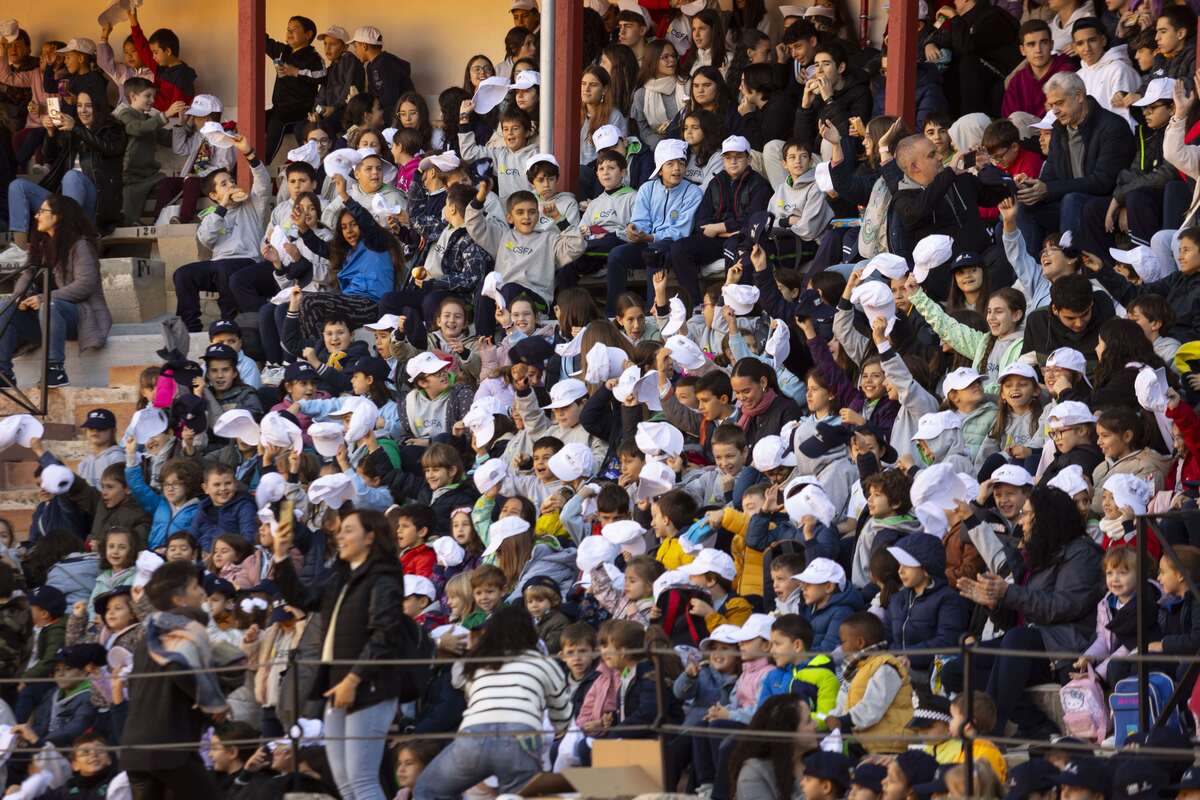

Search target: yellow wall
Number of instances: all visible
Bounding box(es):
[7,0,883,122]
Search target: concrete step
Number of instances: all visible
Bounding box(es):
[10,330,210,389]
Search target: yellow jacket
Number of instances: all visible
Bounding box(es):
[931,737,1008,781]
[704,594,753,630]
[720,508,766,600]
[655,536,695,570]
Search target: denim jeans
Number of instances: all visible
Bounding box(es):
[0,297,78,373]
[1014,192,1094,258]
[322,697,397,800]
[413,723,544,800]
[7,173,97,232]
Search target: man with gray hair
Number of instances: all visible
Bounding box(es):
[1014,70,1134,258]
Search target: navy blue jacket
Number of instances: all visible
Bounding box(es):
[1042,96,1135,202]
[190,491,259,552]
[885,578,969,669]
[806,585,866,654]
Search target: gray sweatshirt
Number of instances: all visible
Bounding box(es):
[582,186,636,240]
[879,345,939,462]
[465,200,585,304]
[770,171,835,241]
[458,131,537,198]
[197,159,272,261]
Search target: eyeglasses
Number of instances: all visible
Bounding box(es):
[34,207,52,216]
[163,480,185,489]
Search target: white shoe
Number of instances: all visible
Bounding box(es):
[0,244,27,267]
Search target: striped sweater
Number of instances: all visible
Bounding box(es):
[452,649,572,734]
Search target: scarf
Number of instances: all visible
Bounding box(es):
[1099,517,1129,541]
[643,77,683,130]
[145,610,230,714]
[691,48,714,73]
[838,640,890,692]
[737,389,778,431]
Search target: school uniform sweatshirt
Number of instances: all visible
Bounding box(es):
[197,158,272,261]
[465,199,586,305]
[770,170,835,242]
[583,186,637,240]
[457,131,537,198]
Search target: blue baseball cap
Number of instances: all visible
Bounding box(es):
[1052,758,1112,798]
[80,408,116,430]
[802,752,852,789]
[1004,759,1060,800]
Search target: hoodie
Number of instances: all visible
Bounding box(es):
[913,418,974,475]
[1091,447,1173,515]
[851,514,922,589]
[878,348,940,464]
[465,199,586,305]
[198,158,273,261]
[770,170,835,242]
[794,68,874,153]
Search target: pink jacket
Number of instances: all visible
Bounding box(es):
[734,658,773,710]
[1082,592,1130,682]
[0,58,49,128]
[576,662,621,727]
[589,565,654,625]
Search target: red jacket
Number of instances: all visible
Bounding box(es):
[130,23,196,112]
[400,544,435,578]
[1165,402,1200,491]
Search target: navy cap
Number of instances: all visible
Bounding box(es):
[852,763,887,794]
[80,408,116,430]
[508,335,555,370]
[802,752,852,789]
[913,766,951,799]
[950,251,983,270]
[521,575,562,598]
[794,289,834,323]
[202,343,239,364]
[92,585,133,619]
[798,420,853,459]
[1004,759,1061,800]
[889,533,947,577]
[1170,767,1200,791]
[268,601,296,625]
[284,361,319,383]
[854,423,899,464]
[351,355,390,382]
[51,643,108,669]
[250,580,279,597]
[173,393,207,433]
[906,693,952,729]
[1053,758,1113,798]
[203,574,236,597]
[208,319,242,338]
[1113,760,1169,800]
[28,584,66,617]
[895,750,939,787]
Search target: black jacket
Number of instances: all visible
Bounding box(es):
[739,95,794,151]
[1112,122,1174,205]
[364,51,415,119]
[39,115,126,228]
[794,69,873,153]
[1020,289,1117,367]
[696,166,773,235]
[43,765,118,800]
[931,0,1019,114]
[1043,96,1135,202]
[274,552,415,711]
[265,39,325,114]
[66,69,112,114]
[1039,442,1105,488]
[1094,266,1200,344]
[740,391,802,449]
[316,51,365,114]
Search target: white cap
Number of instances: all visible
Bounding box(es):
[814,161,834,193]
[765,320,790,366]
[323,147,364,180]
[463,398,503,450]
[548,442,595,482]
[779,4,805,17]
[39,464,74,496]
[991,463,1034,487]
[722,284,760,316]
[912,234,954,284]
[943,366,983,394]
[512,70,541,91]
[186,94,222,117]
[752,435,797,472]
[862,253,909,281]
[577,535,620,572]
[912,410,963,442]
[418,150,462,173]
[527,152,560,172]
[804,5,835,18]
[328,396,378,445]
[347,26,383,46]
[404,575,437,600]
[260,412,303,454]
[555,326,587,358]
[636,421,685,459]
[700,624,743,648]
[474,458,509,494]
[59,38,97,56]
[731,612,775,642]
[651,139,688,179]
[1046,347,1087,375]
[126,408,168,445]
[199,121,235,149]
[432,537,466,568]
[307,421,344,459]
[1048,464,1090,498]
[999,362,1038,383]
[1133,77,1175,107]
[406,352,451,380]
[886,544,922,569]
[318,26,349,42]
[793,557,846,591]
[592,124,623,151]
[381,127,399,147]
[307,474,356,510]
[585,0,611,15]
[664,335,707,371]
[911,463,966,509]
[287,140,322,168]
[482,516,531,557]
[784,483,835,527]
[431,623,470,642]
[1031,111,1056,131]
[255,473,286,509]
[1104,473,1153,517]
[653,569,690,601]
[662,296,687,337]
[543,378,589,409]
[364,313,401,332]
[511,0,538,10]
[481,271,507,311]
[1135,365,1170,415]
[133,550,164,588]
[0,413,44,450]
[957,472,981,505]
[721,135,751,154]
[612,365,663,410]
[680,0,706,14]
[1047,400,1097,430]
[678,548,737,581]
[472,76,513,115]
[635,459,675,502]
[914,503,949,540]
[618,0,653,26]
[1109,245,1168,283]
[583,342,628,384]
[849,281,896,335]
[602,520,648,556]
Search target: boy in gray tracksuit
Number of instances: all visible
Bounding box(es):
[769,142,834,243]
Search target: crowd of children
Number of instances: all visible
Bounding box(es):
[2,0,1200,798]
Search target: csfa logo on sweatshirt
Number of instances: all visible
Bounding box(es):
[505,240,534,255]
[593,208,616,222]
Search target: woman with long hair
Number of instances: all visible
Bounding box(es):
[1092,317,1169,411]
[341,92,384,145]
[730,696,812,800]
[0,194,111,387]
[731,357,803,448]
[393,91,442,153]
[687,9,729,75]
[600,44,639,121]
[955,485,1105,737]
[667,65,739,140]
[412,605,571,799]
[631,39,687,150]
[272,508,410,800]
[495,28,535,80]
[461,53,496,93]
[580,65,627,166]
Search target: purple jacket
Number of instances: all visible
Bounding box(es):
[1001,55,1076,119]
[808,335,900,440]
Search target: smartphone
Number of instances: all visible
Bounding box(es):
[45,96,61,123]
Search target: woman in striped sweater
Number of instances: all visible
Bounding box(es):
[413,604,572,799]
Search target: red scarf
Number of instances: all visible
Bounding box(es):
[736,389,778,431]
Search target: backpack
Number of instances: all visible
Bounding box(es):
[1109,672,1181,746]
[655,586,711,647]
[1059,666,1109,742]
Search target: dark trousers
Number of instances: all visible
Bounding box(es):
[257,301,292,364]
[1079,187,1165,255]
[172,257,256,331]
[228,261,281,314]
[1163,180,1192,230]
[1015,192,1095,258]
[556,233,622,293]
[153,176,207,223]
[667,234,734,311]
[605,241,670,315]
[128,757,218,800]
[941,625,1054,736]
[690,720,745,799]
[14,681,51,723]
[265,107,308,164]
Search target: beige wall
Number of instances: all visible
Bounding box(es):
[8,0,885,123]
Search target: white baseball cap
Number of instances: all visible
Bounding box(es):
[1047,400,1097,430]
[1133,77,1175,107]
[1104,473,1153,517]
[1046,347,1087,375]
[260,411,303,454]
[58,38,97,56]
[752,434,797,472]
[348,26,383,46]
[406,352,451,380]
[635,459,675,502]
[943,367,984,394]
[432,536,466,568]
[601,520,648,556]
[720,135,751,154]
[213,409,262,446]
[307,422,344,459]
[125,408,168,445]
[1109,245,1168,283]
[418,150,462,173]
[793,557,845,591]
[473,458,509,494]
[664,335,707,371]
[482,516,531,557]
[651,138,688,179]
[618,0,653,26]
[592,124,623,151]
[678,548,737,581]
[991,463,1034,488]
[999,362,1038,383]
[635,422,685,460]
[513,70,541,91]
[548,442,595,482]
[307,474,356,510]
[577,535,620,572]
[526,153,559,172]
[543,378,589,409]
[39,464,74,496]
[731,612,775,642]
[287,140,322,168]
[582,342,629,384]
[318,26,350,43]
[911,463,966,509]
[186,94,222,117]
[912,234,954,284]
[862,253,909,281]
[511,0,538,10]
[722,284,760,316]
[1048,464,1089,498]
[700,624,743,649]
[779,4,805,18]
[0,413,44,450]
[1030,111,1056,131]
[403,575,437,600]
[914,503,949,540]
[364,314,401,332]
[912,410,962,442]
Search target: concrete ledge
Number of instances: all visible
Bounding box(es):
[100,258,166,324]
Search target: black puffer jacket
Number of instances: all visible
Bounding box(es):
[39,114,126,228]
[695,167,773,233]
[274,553,414,711]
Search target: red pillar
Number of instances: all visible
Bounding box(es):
[237,0,266,190]
[884,1,917,127]
[553,2,584,194]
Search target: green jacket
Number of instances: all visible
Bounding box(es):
[909,289,1024,395]
[22,616,66,680]
[113,106,165,180]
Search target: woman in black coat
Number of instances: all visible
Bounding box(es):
[38,91,126,232]
[272,508,412,800]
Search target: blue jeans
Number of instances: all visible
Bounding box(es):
[0,297,78,373]
[1014,191,1093,258]
[322,697,396,800]
[7,173,97,232]
[413,723,543,800]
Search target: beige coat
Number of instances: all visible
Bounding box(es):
[1091,446,1173,515]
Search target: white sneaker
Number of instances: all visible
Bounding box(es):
[0,244,27,267]
[260,364,286,385]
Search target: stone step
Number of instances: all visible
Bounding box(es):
[10,331,210,389]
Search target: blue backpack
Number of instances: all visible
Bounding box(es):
[1109,672,1181,746]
